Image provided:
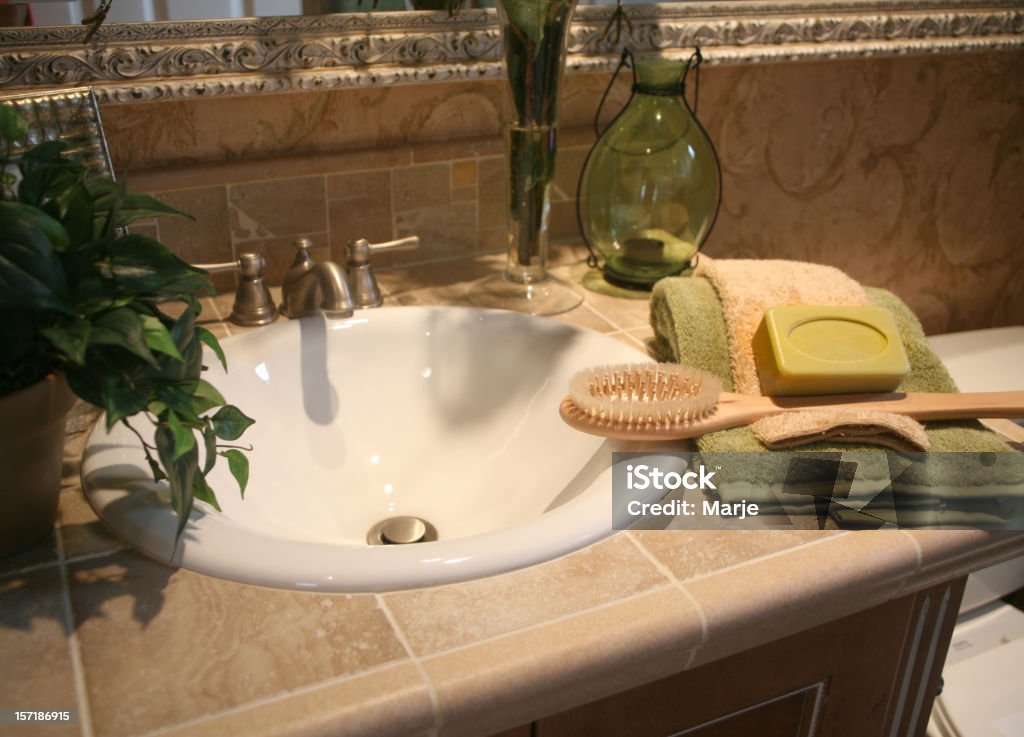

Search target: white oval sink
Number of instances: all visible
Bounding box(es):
[82,306,649,591]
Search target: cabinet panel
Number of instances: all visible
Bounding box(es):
[535,579,965,737]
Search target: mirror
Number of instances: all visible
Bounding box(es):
[0,0,1019,104]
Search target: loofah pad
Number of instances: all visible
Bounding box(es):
[751,409,932,452]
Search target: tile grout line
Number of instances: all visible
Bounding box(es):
[54,522,95,737]
[0,555,62,578]
[623,531,708,669]
[585,306,632,335]
[894,529,926,598]
[373,594,443,734]
[900,529,924,572]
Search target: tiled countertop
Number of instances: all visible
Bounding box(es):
[3,250,1023,737]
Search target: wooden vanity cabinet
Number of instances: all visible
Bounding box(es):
[491,578,965,737]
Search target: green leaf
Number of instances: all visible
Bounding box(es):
[165,411,196,460]
[190,379,225,416]
[211,405,255,441]
[221,449,250,498]
[197,327,227,372]
[0,201,71,312]
[155,424,197,541]
[17,142,85,207]
[40,319,91,365]
[140,314,184,361]
[202,426,218,475]
[83,372,148,429]
[105,234,210,298]
[155,385,201,425]
[0,105,29,143]
[192,473,221,512]
[89,306,158,367]
[59,181,96,246]
[88,179,194,228]
[146,454,167,483]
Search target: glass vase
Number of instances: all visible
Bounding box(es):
[467,0,583,315]
[578,54,722,289]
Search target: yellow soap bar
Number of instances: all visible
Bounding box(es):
[752,305,910,396]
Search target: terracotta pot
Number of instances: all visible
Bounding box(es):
[0,373,76,556]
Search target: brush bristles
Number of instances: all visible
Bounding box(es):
[568,363,722,428]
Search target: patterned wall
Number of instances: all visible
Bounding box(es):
[101,49,1024,333]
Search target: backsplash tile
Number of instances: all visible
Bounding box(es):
[229,176,328,242]
[105,50,1024,333]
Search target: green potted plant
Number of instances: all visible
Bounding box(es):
[0,106,252,556]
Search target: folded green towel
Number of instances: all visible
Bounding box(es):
[649,275,1022,526]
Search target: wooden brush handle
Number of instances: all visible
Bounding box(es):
[559,390,1024,442]
[732,390,1024,423]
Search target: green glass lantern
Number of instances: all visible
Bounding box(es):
[577,50,722,289]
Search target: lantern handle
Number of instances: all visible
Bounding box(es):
[592,48,633,139]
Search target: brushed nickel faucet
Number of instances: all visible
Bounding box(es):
[279,238,355,319]
[348,236,420,309]
[195,252,278,327]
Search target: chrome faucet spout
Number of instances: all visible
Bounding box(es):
[280,240,355,319]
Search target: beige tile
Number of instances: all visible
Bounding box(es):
[375,255,503,298]
[392,163,451,212]
[154,186,234,293]
[685,531,919,666]
[579,286,654,330]
[451,185,476,204]
[0,567,79,737]
[548,200,581,242]
[394,203,477,265]
[477,156,506,229]
[549,302,617,333]
[547,244,593,269]
[904,529,1024,590]
[424,586,701,737]
[70,553,407,737]
[126,148,412,193]
[326,170,393,260]
[411,136,502,164]
[478,226,507,253]
[634,530,835,582]
[127,221,159,240]
[452,160,477,189]
[59,488,123,562]
[59,417,123,560]
[550,146,588,204]
[158,663,433,737]
[384,535,666,657]
[229,177,327,243]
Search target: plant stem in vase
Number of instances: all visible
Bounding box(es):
[468,0,583,315]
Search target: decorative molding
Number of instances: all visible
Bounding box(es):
[0,1,1021,103]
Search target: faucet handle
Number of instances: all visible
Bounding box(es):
[348,235,421,308]
[194,252,277,327]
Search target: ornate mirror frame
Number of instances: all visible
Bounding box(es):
[1,0,1021,104]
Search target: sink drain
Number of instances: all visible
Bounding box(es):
[367,516,438,545]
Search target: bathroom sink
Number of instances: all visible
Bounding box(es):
[82,306,649,591]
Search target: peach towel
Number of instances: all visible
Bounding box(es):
[693,255,930,451]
